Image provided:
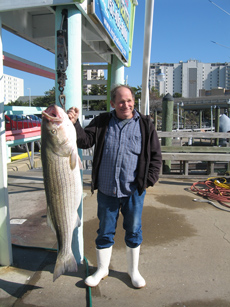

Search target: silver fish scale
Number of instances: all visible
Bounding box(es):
[41,105,82,281]
[44,153,81,252]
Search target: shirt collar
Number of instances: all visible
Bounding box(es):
[111,109,140,121]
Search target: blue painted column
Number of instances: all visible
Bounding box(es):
[109,55,124,111]
[0,17,13,266]
[110,55,124,89]
[55,6,83,263]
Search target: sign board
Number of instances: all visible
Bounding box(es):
[93,0,132,62]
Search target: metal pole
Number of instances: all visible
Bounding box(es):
[27,88,31,106]
[141,0,155,115]
[215,106,220,146]
[227,100,230,118]
[211,105,213,131]
[180,102,184,128]
[0,17,13,266]
[177,103,179,130]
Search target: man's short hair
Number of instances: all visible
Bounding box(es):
[110,84,135,103]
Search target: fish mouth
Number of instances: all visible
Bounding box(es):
[42,105,64,123]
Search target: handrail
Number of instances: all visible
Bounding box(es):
[4,106,43,169]
[5,127,41,142]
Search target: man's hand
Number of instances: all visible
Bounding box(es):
[67,107,79,124]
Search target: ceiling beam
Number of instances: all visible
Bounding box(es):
[3,51,55,79]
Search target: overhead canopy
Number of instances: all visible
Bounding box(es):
[0,0,137,66]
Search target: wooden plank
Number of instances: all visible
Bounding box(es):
[159,174,219,179]
[158,131,230,138]
[161,146,230,153]
[162,152,230,161]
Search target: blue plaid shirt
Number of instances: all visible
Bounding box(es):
[98,110,142,198]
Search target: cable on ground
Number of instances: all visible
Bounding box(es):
[191,177,230,212]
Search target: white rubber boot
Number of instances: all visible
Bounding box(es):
[127,245,146,288]
[85,246,112,287]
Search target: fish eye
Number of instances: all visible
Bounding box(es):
[51,129,56,134]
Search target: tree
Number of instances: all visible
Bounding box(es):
[173,92,182,98]
[32,88,55,107]
[7,100,29,106]
[130,85,142,109]
[149,86,162,114]
[87,76,107,110]
[150,86,159,98]
[8,87,55,107]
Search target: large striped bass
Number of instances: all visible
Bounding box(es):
[41,104,82,282]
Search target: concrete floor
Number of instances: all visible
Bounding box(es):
[1,162,230,306]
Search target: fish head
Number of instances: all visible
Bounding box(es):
[41,104,76,156]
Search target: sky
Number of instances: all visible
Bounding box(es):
[2,0,230,96]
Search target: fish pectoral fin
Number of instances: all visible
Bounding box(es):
[47,206,56,233]
[70,149,83,171]
[69,148,77,170]
[75,214,81,228]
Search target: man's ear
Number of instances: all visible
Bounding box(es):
[110,100,115,108]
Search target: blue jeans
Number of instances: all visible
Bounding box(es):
[96,189,146,249]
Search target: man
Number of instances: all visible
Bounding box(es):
[68,85,162,288]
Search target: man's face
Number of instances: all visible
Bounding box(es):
[110,87,135,120]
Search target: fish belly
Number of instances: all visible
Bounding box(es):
[43,153,82,281]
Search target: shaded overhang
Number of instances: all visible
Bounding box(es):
[0,0,134,66]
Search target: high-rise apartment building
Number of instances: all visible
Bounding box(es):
[3,74,24,104]
[149,59,230,98]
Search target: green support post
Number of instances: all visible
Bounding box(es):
[162,93,174,173]
[199,110,202,129]
[107,63,112,111]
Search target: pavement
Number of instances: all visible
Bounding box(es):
[1,156,230,306]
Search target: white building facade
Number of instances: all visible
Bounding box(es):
[83,68,105,94]
[149,59,230,98]
[3,74,24,104]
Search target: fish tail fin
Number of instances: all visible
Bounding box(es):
[53,252,78,282]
